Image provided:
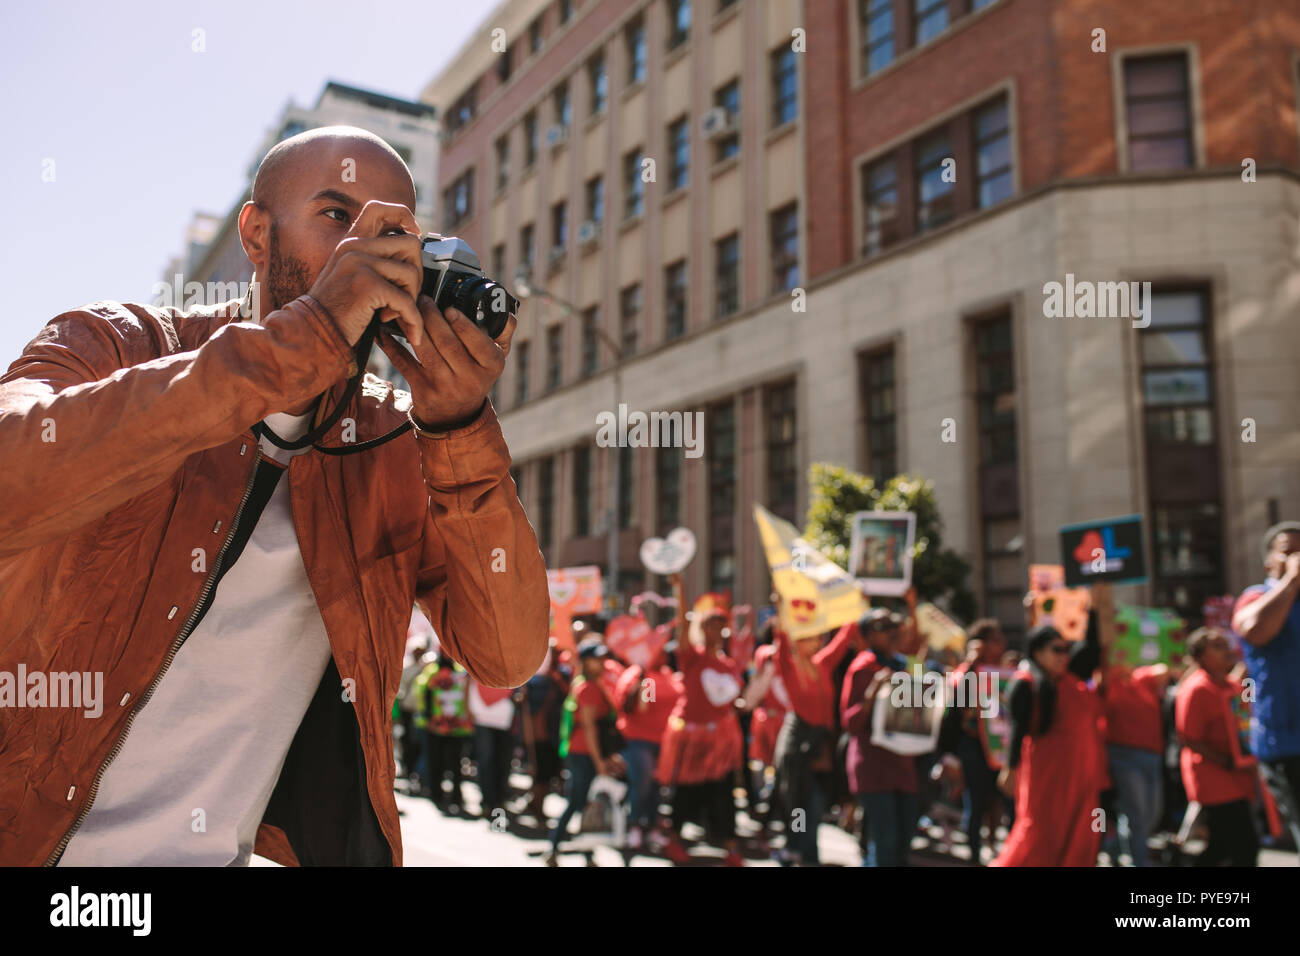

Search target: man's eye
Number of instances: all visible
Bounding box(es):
[323,208,350,223]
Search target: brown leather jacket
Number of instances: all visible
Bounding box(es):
[0,295,549,866]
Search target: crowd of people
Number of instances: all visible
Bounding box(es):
[391,521,1300,867]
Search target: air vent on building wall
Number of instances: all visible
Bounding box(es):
[578,220,600,245]
[701,107,735,140]
[546,124,570,147]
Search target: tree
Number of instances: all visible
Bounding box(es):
[804,462,976,623]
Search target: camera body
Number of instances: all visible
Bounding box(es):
[378,234,518,341]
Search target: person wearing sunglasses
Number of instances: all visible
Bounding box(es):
[991,584,1108,866]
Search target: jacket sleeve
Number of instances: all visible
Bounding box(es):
[411,400,550,688]
[841,657,877,737]
[0,297,354,559]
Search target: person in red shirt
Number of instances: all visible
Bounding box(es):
[1175,627,1259,866]
[992,585,1108,867]
[545,639,614,866]
[656,573,745,866]
[771,612,857,865]
[739,632,790,835]
[842,609,918,866]
[614,646,683,851]
[1099,659,1171,866]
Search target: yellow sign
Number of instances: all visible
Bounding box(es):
[754,505,868,640]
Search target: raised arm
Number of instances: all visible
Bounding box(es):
[1233,556,1300,647]
[815,621,858,670]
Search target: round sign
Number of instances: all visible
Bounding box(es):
[639,527,697,575]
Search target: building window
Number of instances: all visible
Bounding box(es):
[519,222,535,274]
[665,261,687,340]
[523,110,539,168]
[588,52,608,115]
[713,78,740,163]
[515,340,531,404]
[551,201,568,252]
[625,148,646,218]
[585,175,604,225]
[973,312,1024,638]
[557,0,573,25]
[771,46,798,128]
[770,202,799,293]
[1123,53,1194,171]
[446,82,478,135]
[861,154,899,256]
[573,445,591,537]
[626,16,647,85]
[496,44,513,84]
[715,233,740,318]
[545,324,564,391]
[495,135,510,192]
[491,243,506,282]
[442,168,474,229]
[529,15,544,55]
[618,445,635,529]
[656,443,680,532]
[620,283,641,356]
[668,115,690,191]
[860,347,897,483]
[708,399,736,592]
[538,456,554,549]
[581,306,599,377]
[860,0,894,76]
[915,127,954,233]
[553,81,572,130]
[1139,288,1223,618]
[767,382,798,524]
[974,96,1012,208]
[914,0,948,46]
[667,0,691,50]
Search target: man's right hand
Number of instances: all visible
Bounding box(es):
[307,200,426,348]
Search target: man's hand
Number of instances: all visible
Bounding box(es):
[377,295,516,430]
[1285,551,1300,582]
[307,200,426,348]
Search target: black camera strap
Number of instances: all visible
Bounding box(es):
[253,317,413,456]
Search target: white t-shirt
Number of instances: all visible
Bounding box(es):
[59,410,333,866]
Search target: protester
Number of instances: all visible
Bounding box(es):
[614,644,683,850]
[1175,628,1259,866]
[1231,521,1300,851]
[520,641,570,821]
[992,590,1105,867]
[397,631,434,785]
[420,651,474,815]
[842,610,918,866]
[657,573,745,866]
[739,627,790,833]
[469,679,517,825]
[772,613,857,865]
[545,639,615,865]
[1099,657,1172,866]
[944,619,1007,864]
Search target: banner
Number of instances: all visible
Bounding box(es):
[1059,514,1148,587]
[604,614,669,670]
[871,673,943,756]
[1027,564,1091,642]
[1111,604,1187,667]
[849,510,917,597]
[754,505,868,640]
[978,667,1019,770]
[547,566,604,651]
[915,602,967,653]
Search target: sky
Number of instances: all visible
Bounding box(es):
[0,0,486,364]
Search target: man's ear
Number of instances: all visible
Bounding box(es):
[238,201,270,272]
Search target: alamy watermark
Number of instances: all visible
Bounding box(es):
[0,666,103,717]
[152,275,259,318]
[1042,274,1151,328]
[595,403,704,459]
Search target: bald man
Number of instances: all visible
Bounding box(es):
[0,126,549,866]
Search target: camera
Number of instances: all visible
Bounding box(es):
[378,234,518,341]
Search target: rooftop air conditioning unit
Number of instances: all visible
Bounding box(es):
[578,220,600,244]
[546,124,570,147]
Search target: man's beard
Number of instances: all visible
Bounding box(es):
[265,222,312,313]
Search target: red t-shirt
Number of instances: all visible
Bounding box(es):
[567,678,612,757]
[674,641,742,725]
[775,623,856,729]
[840,650,917,795]
[1175,669,1255,806]
[615,665,683,742]
[1103,665,1165,753]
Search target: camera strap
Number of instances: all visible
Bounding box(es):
[253,317,413,456]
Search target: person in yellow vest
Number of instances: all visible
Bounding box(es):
[418,650,473,814]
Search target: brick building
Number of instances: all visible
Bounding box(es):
[423,0,1300,633]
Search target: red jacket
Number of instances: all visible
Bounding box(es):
[0,296,549,866]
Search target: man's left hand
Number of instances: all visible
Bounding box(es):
[376,294,515,429]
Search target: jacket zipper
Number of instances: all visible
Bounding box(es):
[43,443,264,866]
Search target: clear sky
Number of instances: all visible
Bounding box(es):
[0,0,485,365]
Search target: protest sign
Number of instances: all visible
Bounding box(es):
[754,505,868,640]
[639,527,697,575]
[1059,514,1148,587]
[849,511,916,597]
[871,672,943,756]
[1028,564,1091,642]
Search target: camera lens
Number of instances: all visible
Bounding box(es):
[437,273,517,339]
